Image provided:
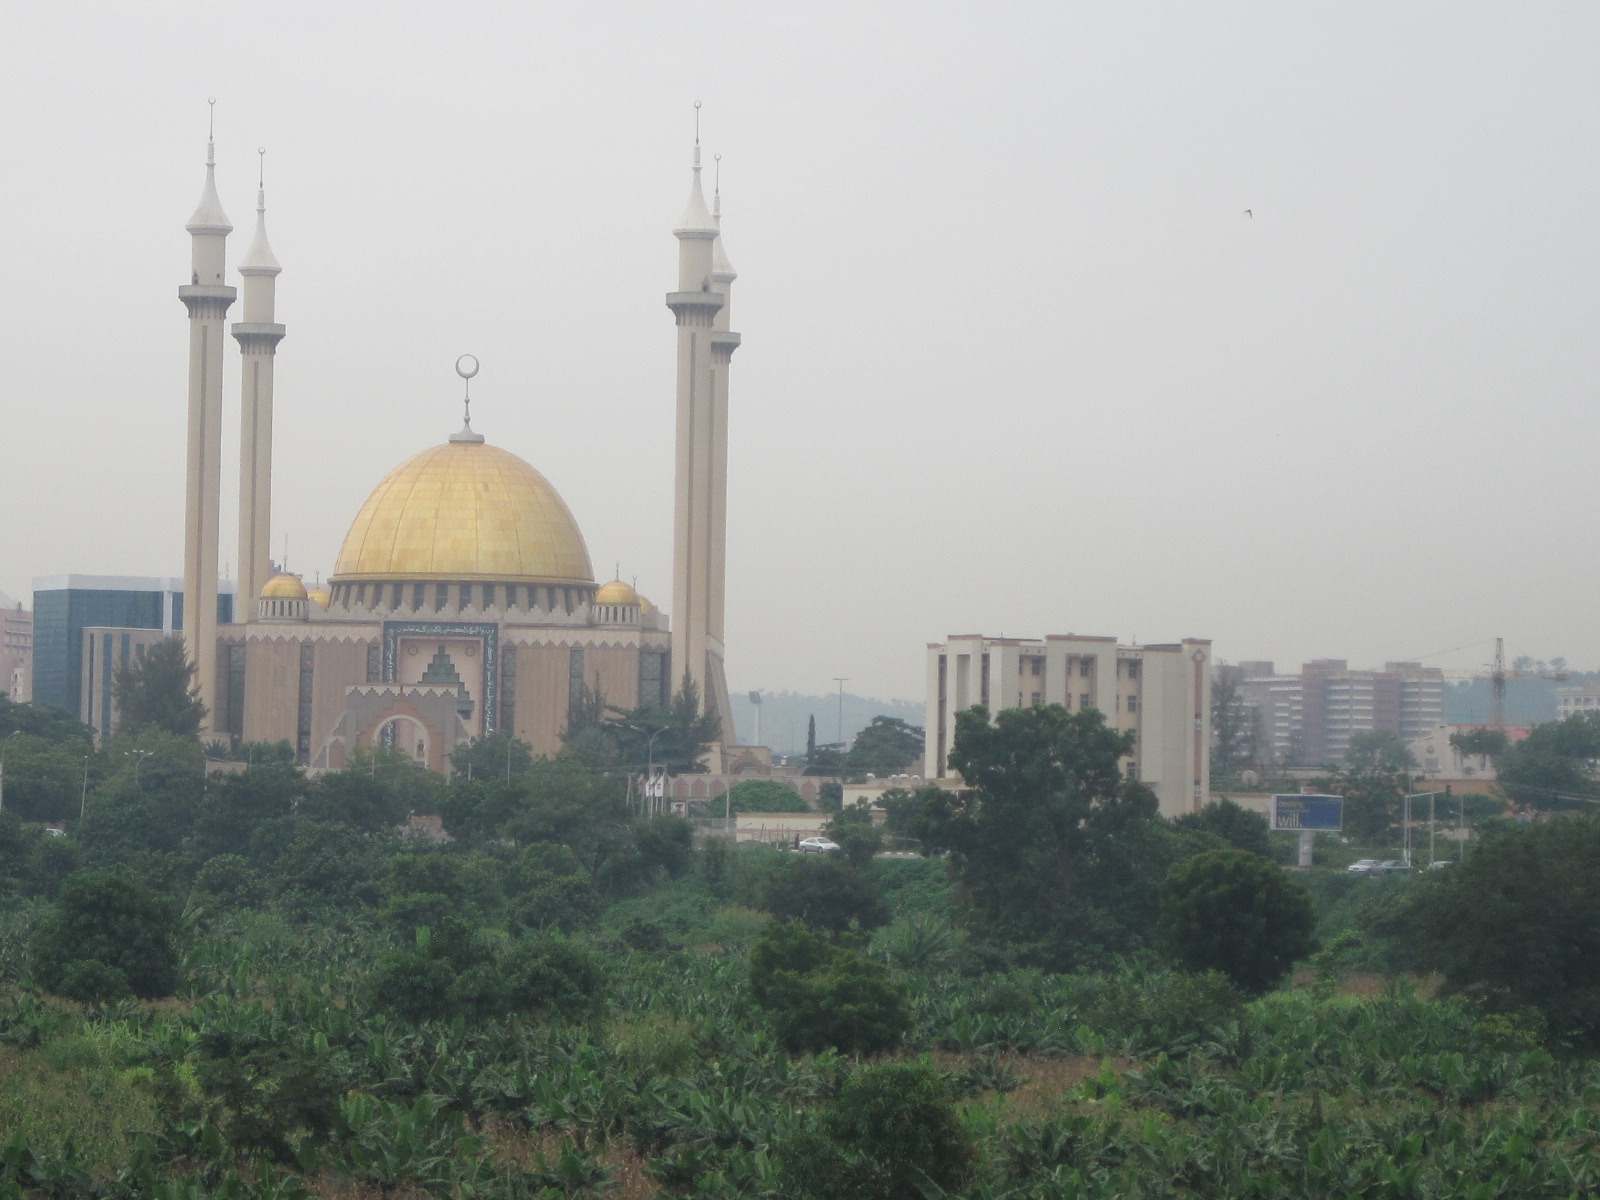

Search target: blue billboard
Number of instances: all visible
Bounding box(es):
[1271,794,1344,832]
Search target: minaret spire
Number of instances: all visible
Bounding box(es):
[233,146,287,616]
[667,106,739,763]
[180,100,237,737]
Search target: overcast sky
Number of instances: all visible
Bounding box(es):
[2,2,1597,701]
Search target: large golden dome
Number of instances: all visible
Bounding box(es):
[332,440,593,583]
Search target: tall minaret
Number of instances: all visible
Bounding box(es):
[667,111,735,749]
[178,102,235,734]
[706,155,740,740]
[233,149,285,611]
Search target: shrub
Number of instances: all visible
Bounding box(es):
[1159,849,1315,994]
[749,921,907,1054]
[762,858,886,933]
[30,869,180,1000]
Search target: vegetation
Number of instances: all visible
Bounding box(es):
[111,636,207,738]
[0,693,1599,1195]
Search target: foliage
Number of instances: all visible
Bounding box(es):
[449,730,535,781]
[1160,849,1316,994]
[1449,726,1510,760]
[909,704,1178,968]
[0,693,94,743]
[721,779,807,813]
[777,1059,974,1200]
[1313,761,1411,845]
[1172,797,1272,857]
[110,635,207,738]
[824,804,883,867]
[748,921,907,1054]
[1496,712,1600,810]
[844,716,924,778]
[1344,729,1416,771]
[1210,673,1259,771]
[1399,812,1600,1048]
[763,857,887,932]
[30,868,181,999]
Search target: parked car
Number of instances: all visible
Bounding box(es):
[1378,860,1410,874]
[1347,859,1383,875]
[796,836,840,854]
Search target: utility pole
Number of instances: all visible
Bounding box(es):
[833,678,849,748]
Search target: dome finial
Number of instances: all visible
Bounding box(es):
[676,102,716,234]
[239,146,281,275]
[188,97,232,233]
[450,355,485,443]
[207,97,216,166]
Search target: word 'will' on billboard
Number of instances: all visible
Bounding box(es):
[1271,794,1344,832]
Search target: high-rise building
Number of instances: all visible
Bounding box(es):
[925,633,1212,818]
[1231,659,1444,766]
[1,602,32,702]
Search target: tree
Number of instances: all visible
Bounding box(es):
[824,803,882,867]
[1344,730,1415,772]
[1173,797,1272,858]
[1449,727,1510,761]
[748,921,907,1054]
[450,731,535,781]
[763,857,886,932]
[1398,814,1600,1048]
[721,779,806,813]
[1315,760,1411,845]
[844,717,924,777]
[1496,713,1600,810]
[778,1060,975,1200]
[31,868,181,999]
[111,636,206,738]
[1159,849,1315,994]
[909,704,1175,967]
[1210,674,1259,771]
[0,693,93,743]
[609,676,722,775]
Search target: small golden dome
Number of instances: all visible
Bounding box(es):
[595,579,640,606]
[260,573,308,600]
[307,586,331,608]
[637,594,654,615]
[332,440,593,583]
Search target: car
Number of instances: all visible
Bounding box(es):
[1378,860,1411,874]
[1428,860,1453,870]
[1347,859,1383,874]
[796,836,840,854]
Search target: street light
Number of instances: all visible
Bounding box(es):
[0,730,22,812]
[621,722,670,816]
[128,749,153,788]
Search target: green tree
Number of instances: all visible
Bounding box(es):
[910,704,1173,968]
[1159,849,1315,994]
[721,779,807,813]
[844,717,924,777]
[824,803,883,867]
[778,1060,975,1200]
[763,857,886,932]
[1210,673,1259,771]
[608,676,722,775]
[0,693,93,743]
[111,636,206,738]
[1173,797,1272,857]
[1398,813,1600,1048]
[1344,730,1415,772]
[31,868,181,999]
[449,731,536,781]
[748,921,907,1054]
[1315,761,1411,846]
[1449,727,1510,761]
[1496,713,1600,810]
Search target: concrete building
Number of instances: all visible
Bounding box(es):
[1406,722,1529,780]
[924,634,1212,818]
[31,576,233,724]
[1231,659,1445,767]
[1556,686,1600,721]
[1,602,31,702]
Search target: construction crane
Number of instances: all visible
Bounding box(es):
[1440,637,1570,730]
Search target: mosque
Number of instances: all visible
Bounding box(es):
[173,115,748,774]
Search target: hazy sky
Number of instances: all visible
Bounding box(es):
[2,2,1596,701]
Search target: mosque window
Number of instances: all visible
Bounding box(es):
[460,584,473,610]
[366,643,380,683]
[296,643,315,766]
[413,584,424,611]
[435,584,448,612]
[501,645,517,732]
[639,651,665,709]
[568,646,587,715]
[483,584,495,608]
[225,644,246,736]
[356,584,366,606]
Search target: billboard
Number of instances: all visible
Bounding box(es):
[1271,793,1343,832]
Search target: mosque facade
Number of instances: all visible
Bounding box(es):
[170,119,746,773]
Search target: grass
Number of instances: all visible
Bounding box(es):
[0,1045,157,1178]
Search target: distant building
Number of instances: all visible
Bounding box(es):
[1230,659,1445,767]
[1406,722,1530,780]
[30,576,234,730]
[1556,686,1600,721]
[925,633,1212,818]
[1,603,31,702]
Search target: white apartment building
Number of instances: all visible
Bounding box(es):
[925,633,1212,818]
[1557,686,1600,721]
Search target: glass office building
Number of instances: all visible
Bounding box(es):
[31,576,234,719]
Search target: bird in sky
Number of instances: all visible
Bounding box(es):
[1244,209,1253,217]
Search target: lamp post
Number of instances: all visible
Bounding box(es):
[80,755,91,820]
[0,730,21,812]
[129,749,153,788]
[622,722,670,816]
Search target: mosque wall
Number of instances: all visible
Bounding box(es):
[241,637,302,746]
[508,643,575,756]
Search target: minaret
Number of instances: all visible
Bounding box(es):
[667,110,735,750]
[233,149,286,613]
[706,155,740,740]
[178,102,236,734]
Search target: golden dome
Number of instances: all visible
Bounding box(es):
[332,440,593,583]
[595,579,640,606]
[260,573,308,600]
[307,586,331,608]
[637,594,654,614]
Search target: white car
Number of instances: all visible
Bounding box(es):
[796,836,840,854]
[1346,859,1384,875]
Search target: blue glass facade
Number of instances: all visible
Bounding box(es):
[31,583,233,718]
